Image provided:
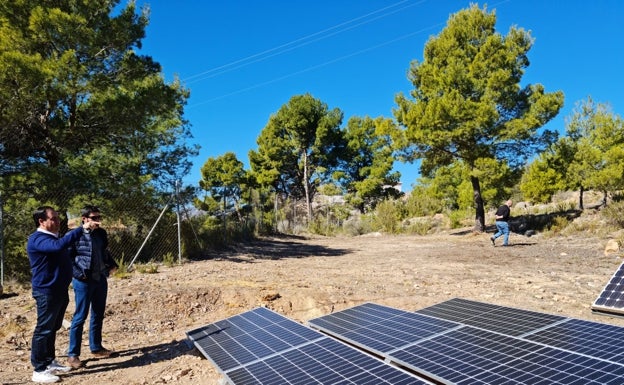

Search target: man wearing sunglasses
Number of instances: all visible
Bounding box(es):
[67,205,118,370]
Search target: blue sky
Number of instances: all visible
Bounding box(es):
[134,0,623,191]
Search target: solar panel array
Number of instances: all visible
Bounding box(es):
[186,306,430,384]
[592,261,624,317]
[309,298,624,385]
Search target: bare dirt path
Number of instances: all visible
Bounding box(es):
[2,230,623,384]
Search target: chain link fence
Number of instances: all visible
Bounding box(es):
[0,182,352,286]
[0,185,201,286]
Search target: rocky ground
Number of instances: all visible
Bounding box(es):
[1,228,624,384]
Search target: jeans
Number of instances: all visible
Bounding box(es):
[31,291,69,372]
[68,278,108,357]
[493,220,510,245]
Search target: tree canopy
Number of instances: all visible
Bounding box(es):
[339,116,401,212]
[393,4,563,230]
[249,94,344,222]
[199,152,248,219]
[0,0,197,204]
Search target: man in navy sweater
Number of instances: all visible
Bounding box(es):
[27,206,98,383]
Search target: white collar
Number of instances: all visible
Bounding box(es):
[37,228,59,238]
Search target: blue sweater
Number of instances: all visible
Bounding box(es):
[27,227,84,294]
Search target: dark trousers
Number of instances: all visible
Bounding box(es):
[68,277,108,356]
[31,290,69,372]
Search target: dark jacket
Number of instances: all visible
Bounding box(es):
[70,227,118,281]
[27,227,84,294]
[495,204,511,222]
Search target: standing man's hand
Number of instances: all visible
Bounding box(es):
[82,219,100,231]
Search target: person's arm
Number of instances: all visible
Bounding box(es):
[28,227,84,253]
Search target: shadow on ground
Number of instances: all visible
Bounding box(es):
[195,235,351,262]
[451,209,583,237]
[61,339,196,380]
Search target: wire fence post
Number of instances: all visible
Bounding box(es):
[175,180,182,264]
[127,194,173,270]
[0,190,4,289]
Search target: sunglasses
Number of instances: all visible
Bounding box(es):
[88,215,102,221]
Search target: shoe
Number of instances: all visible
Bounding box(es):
[67,356,84,369]
[91,348,113,358]
[47,359,71,373]
[32,369,60,383]
[490,237,495,246]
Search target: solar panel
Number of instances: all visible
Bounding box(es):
[524,318,624,364]
[391,325,624,384]
[592,261,624,317]
[416,297,566,336]
[187,307,430,384]
[308,301,624,385]
[309,302,459,355]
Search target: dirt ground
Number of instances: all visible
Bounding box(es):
[2,228,624,384]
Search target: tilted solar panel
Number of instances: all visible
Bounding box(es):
[592,261,624,317]
[309,302,459,355]
[424,298,624,364]
[187,307,430,385]
[391,325,624,384]
[415,297,566,336]
[309,300,624,385]
[524,318,624,365]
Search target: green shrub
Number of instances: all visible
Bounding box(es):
[340,216,370,236]
[546,216,569,236]
[135,263,159,274]
[372,200,400,233]
[448,209,471,229]
[602,200,624,228]
[112,255,131,279]
[405,188,445,217]
[162,252,177,267]
[405,218,433,235]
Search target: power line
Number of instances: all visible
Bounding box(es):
[186,0,518,107]
[187,22,443,109]
[183,0,428,85]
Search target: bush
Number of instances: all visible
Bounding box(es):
[546,216,570,236]
[372,200,400,233]
[404,188,445,217]
[602,200,624,228]
[404,218,433,235]
[340,216,370,236]
[448,209,471,229]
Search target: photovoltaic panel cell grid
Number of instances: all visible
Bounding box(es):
[186,307,430,385]
[415,297,566,336]
[391,325,624,385]
[592,261,624,317]
[308,302,459,355]
[308,300,624,385]
[421,298,624,365]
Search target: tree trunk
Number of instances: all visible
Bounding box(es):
[273,192,278,233]
[471,176,485,232]
[579,185,584,210]
[303,152,312,222]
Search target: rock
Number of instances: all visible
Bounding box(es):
[604,239,620,255]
